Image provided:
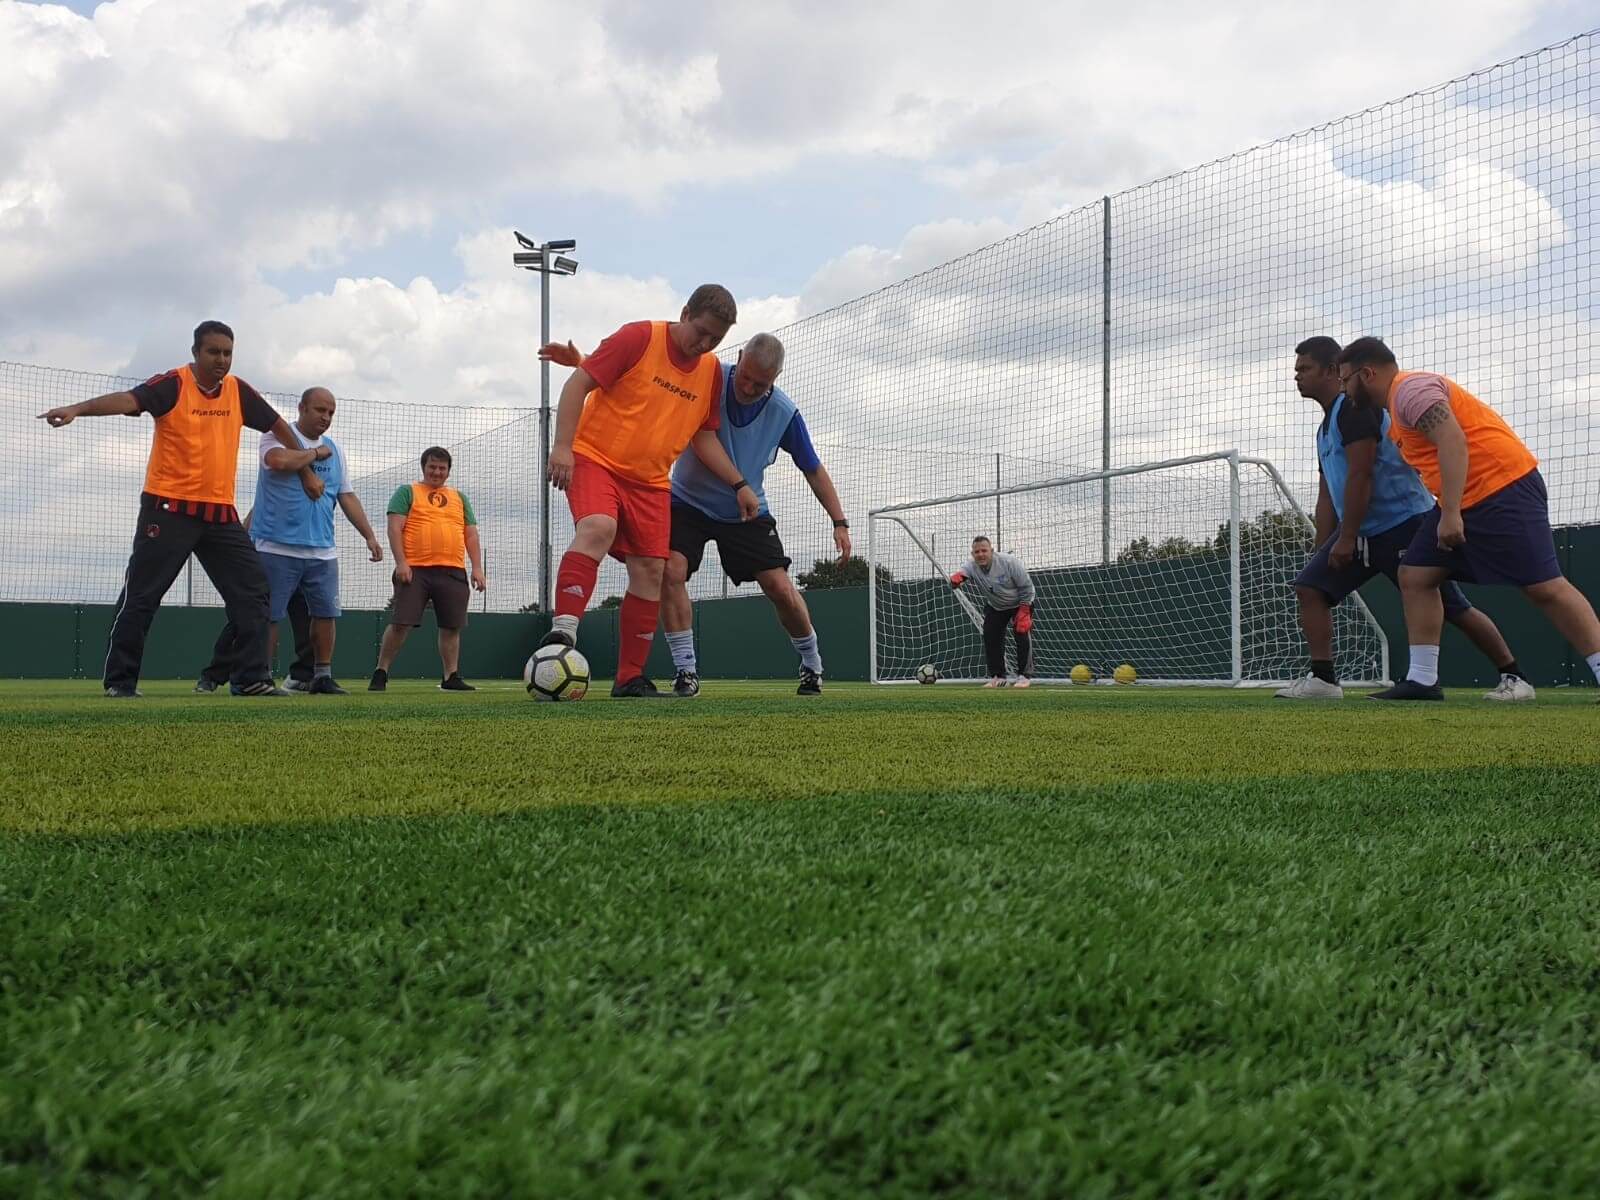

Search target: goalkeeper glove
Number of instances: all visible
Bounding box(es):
[949,572,966,588]
[1015,604,1033,634]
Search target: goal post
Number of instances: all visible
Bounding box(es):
[868,451,1390,687]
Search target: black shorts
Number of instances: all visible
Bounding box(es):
[390,566,470,630]
[1295,515,1472,616]
[670,502,791,586]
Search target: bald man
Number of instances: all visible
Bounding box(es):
[245,387,382,694]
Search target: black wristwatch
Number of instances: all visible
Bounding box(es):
[832,518,849,529]
[732,478,750,492]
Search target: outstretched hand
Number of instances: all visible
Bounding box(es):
[39,407,78,427]
[538,340,583,369]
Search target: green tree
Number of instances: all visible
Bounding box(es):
[1212,508,1314,556]
[797,555,891,590]
[1116,534,1211,565]
[1116,509,1312,565]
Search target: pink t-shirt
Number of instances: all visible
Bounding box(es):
[1391,372,1451,429]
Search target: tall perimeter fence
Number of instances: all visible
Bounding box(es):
[3,30,1595,619]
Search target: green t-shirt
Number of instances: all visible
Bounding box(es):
[387,484,477,525]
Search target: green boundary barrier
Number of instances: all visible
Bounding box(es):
[5,524,1597,687]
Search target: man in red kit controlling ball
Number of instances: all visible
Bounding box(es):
[540,284,758,697]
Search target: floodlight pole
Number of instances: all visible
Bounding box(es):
[539,264,552,614]
[514,232,578,613]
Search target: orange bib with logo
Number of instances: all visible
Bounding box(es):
[142,366,245,504]
[402,483,467,568]
[573,321,720,487]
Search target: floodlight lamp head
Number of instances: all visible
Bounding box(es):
[513,230,538,250]
[545,238,577,252]
[552,255,579,275]
[512,251,543,269]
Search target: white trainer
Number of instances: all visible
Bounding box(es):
[1274,674,1344,700]
[1012,676,1032,689]
[983,677,1005,688]
[1483,675,1536,702]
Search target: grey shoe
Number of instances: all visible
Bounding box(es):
[105,686,143,699]
[230,681,290,697]
[309,676,348,695]
[1275,674,1344,700]
[284,677,312,694]
[193,678,220,694]
[1483,675,1535,702]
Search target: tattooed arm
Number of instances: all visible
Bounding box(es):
[1416,401,1468,547]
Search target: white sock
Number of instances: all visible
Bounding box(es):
[1407,644,1440,687]
[552,614,578,640]
[1587,650,1600,685]
[791,632,822,673]
[665,629,696,673]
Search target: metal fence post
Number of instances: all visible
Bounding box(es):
[1101,194,1112,565]
[994,453,1002,546]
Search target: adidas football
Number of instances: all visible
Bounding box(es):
[915,663,939,685]
[525,643,590,701]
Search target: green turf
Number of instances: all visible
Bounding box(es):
[3,680,1598,1196]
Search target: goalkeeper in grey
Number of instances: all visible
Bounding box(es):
[950,536,1036,687]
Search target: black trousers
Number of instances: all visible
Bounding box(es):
[103,494,272,691]
[202,589,314,685]
[982,605,1034,678]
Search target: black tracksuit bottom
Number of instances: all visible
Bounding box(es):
[982,605,1033,678]
[102,494,272,691]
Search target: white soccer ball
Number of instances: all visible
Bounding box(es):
[915,663,939,685]
[525,643,590,702]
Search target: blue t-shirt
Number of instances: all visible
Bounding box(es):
[671,367,822,521]
[251,428,347,549]
[727,394,822,473]
[1316,393,1435,537]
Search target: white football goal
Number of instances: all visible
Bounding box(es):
[868,451,1390,687]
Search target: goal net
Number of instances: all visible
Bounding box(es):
[869,452,1390,687]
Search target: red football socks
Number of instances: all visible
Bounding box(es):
[616,592,661,684]
[554,551,600,619]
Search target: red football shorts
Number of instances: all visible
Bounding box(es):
[567,452,671,561]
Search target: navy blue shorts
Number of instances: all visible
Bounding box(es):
[1402,470,1561,587]
[1295,515,1471,617]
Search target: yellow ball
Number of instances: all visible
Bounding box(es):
[1070,664,1093,685]
[1113,663,1138,685]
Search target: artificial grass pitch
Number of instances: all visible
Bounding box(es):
[2,681,1598,1196]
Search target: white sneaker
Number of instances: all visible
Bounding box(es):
[983,677,1005,688]
[283,678,311,694]
[1483,674,1536,702]
[1274,674,1344,700]
[1012,676,1032,689]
